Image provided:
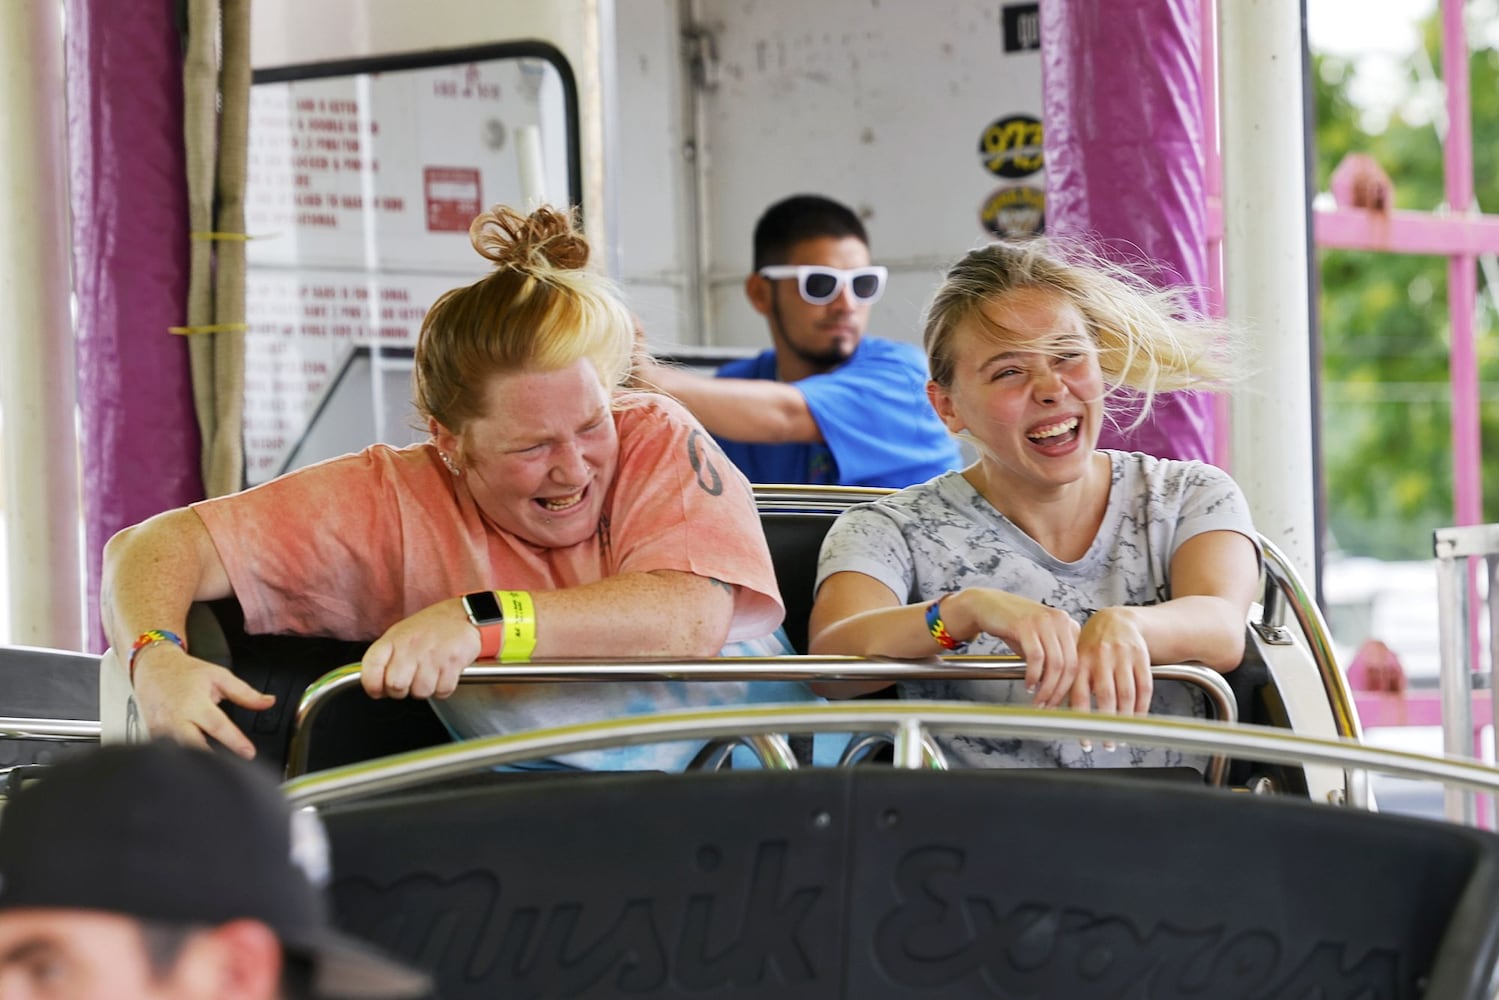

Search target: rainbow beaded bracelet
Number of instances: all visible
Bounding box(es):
[924,596,966,652]
[128,629,187,683]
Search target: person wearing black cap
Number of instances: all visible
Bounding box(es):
[0,743,430,999]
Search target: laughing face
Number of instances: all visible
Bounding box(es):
[435,358,619,549]
[928,286,1106,495]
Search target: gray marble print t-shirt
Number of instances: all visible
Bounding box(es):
[815,450,1259,769]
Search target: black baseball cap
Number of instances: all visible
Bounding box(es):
[0,742,430,999]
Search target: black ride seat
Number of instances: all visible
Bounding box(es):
[192,597,450,771]
[760,509,835,655]
[0,645,100,769]
[318,766,1499,1000]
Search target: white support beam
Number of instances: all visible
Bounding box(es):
[0,0,81,648]
[1219,0,1318,584]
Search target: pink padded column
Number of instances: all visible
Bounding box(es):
[1041,0,1216,462]
[67,0,203,649]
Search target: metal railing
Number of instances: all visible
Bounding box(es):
[751,483,895,512]
[282,700,1499,815]
[0,717,100,742]
[287,659,1238,783]
[1434,523,1499,826]
[1258,534,1362,741]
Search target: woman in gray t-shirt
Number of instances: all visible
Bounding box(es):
[809,240,1261,769]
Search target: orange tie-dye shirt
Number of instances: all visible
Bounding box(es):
[193,395,783,644]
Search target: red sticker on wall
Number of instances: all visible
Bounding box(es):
[423,167,482,232]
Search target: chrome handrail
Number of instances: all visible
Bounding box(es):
[1259,535,1362,742]
[752,483,893,513]
[839,728,949,768]
[0,717,101,742]
[286,658,1236,781]
[281,701,1499,813]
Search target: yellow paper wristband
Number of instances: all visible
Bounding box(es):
[497,590,537,662]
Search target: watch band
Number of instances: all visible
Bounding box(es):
[462,590,505,660]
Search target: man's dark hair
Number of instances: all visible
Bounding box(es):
[752,194,869,270]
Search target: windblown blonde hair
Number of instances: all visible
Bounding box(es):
[412,204,634,434]
[923,239,1241,429]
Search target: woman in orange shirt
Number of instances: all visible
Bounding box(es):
[102,205,794,768]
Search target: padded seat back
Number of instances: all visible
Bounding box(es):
[760,510,838,654]
[0,645,100,768]
[320,767,1499,1000]
[190,598,450,771]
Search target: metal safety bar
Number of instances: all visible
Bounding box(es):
[1433,523,1499,826]
[1257,535,1362,742]
[0,717,101,742]
[286,659,1237,782]
[751,484,894,513]
[1257,534,1371,810]
[281,700,1499,815]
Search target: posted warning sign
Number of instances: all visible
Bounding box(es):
[424,166,484,232]
[242,55,570,482]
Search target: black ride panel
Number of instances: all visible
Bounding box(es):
[319,767,1499,1000]
[0,645,99,768]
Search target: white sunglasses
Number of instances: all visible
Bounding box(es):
[757,265,888,305]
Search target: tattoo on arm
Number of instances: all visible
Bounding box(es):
[708,577,735,595]
[685,428,755,507]
[686,430,725,497]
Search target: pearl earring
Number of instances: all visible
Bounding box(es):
[441,452,461,476]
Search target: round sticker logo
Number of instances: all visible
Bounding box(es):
[978,115,1044,178]
[980,185,1046,238]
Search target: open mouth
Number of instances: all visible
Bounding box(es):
[536,488,586,512]
[1026,417,1080,445]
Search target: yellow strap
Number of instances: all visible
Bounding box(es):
[189,231,256,241]
[168,323,249,335]
[497,590,537,662]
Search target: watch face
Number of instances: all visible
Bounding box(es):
[463,590,504,625]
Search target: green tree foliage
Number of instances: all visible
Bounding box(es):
[1313,14,1499,560]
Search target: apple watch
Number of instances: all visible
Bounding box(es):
[462,590,505,659]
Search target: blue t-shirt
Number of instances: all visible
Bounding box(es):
[715,337,963,488]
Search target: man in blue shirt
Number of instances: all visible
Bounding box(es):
[637,195,962,488]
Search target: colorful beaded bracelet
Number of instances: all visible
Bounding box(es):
[128,629,187,683]
[925,596,965,652]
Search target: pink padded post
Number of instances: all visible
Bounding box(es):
[66,0,203,649]
[1040,0,1216,463]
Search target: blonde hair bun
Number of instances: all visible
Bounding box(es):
[470,204,590,273]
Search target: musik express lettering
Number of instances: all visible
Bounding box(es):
[875,847,1411,998]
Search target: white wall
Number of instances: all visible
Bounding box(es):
[611,0,696,347]
[612,0,1043,352]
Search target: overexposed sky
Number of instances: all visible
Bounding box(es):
[1305,0,1440,131]
[1306,0,1435,57]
